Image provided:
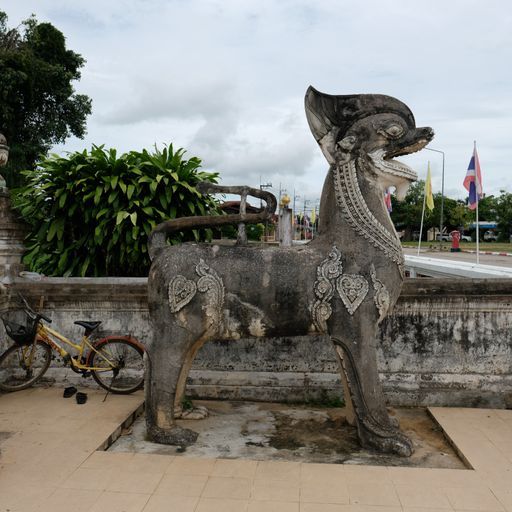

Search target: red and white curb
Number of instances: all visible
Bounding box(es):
[462,250,512,257]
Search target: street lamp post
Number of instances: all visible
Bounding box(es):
[425,147,445,251]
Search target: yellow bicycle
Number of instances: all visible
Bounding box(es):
[0,295,145,394]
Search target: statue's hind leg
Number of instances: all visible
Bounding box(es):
[145,330,208,446]
[330,315,413,456]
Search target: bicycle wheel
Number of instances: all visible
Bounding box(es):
[89,338,144,394]
[0,341,52,392]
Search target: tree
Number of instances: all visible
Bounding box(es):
[0,11,92,187]
[390,181,475,240]
[13,144,220,277]
[495,191,512,242]
[390,181,440,239]
[477,195,498,222]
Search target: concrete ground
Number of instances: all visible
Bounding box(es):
[1,388,512,512]
[110,401,465,469]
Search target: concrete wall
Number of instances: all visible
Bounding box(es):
[2,277,511,408]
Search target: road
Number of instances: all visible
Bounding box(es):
[403,247,512,269]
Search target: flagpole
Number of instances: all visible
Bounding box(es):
[474,140,480,264]
[417,162,429,256]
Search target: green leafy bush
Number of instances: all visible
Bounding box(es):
[13,144,219,276]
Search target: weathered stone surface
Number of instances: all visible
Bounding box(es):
[0,134,28,281]
[145,88,434,457]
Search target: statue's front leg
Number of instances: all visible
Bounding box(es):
[145,336,200,446]
[329,315,413,457]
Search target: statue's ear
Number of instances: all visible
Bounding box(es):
[318,133,357,165]
[317,130,338,165]
[337,136,356,152]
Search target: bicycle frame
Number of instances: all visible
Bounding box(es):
[36,323,116,372]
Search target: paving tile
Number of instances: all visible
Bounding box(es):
[252,479,300,502]
[202,476,252,500]
[81,450,135,470]
[142,494,199,512]
[299,504,347,512]
[348,482,401,507]
[300,482,350,504]
[196,497,249,512]
[248,500,299,512]
[444,486,505,511]
[403,509,456,512]
[154,473,208,497]
[480,468,512,488]
[213,458,258,478]
[128,453,174,473]
[4,388,512,512]
[418,469,480,488]
[343,465,392,486]
[60,467,113,490]
[395,484,452,509]
[491,489,512,512]
[387,467,438,486]
[0,482,56,512]
[255,461,301,483]
[301,463,346,484]
[36,488,101,512]
[89,491,150,512]
[106,469,163,494]
[166,456,216,475]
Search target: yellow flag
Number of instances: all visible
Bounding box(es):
[311,207,316,224]
[425,163,434,211]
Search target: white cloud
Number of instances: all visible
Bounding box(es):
[3,0,512,211]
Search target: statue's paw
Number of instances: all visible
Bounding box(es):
[147,424,198,446]
[360,419,415,457]
[387,432,414,457]
[180,405,209,420]
[364,431,414,457]
[174,404,209,420]
[388,415,400,430]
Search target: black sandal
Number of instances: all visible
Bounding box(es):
[63,386,77,398]
[76,392,87,404]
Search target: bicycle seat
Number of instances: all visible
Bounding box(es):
[74,321,102,332]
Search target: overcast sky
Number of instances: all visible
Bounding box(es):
[4,0,512,211]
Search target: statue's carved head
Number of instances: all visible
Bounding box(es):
[305,87,434,199]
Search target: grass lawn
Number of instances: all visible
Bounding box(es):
[402,241,512,252]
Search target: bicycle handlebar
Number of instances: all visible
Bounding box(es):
[17,293,52,324]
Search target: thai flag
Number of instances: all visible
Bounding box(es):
[463,145,483,210]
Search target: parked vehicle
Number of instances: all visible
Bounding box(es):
[484,231,498,242]
[435,233,471,242]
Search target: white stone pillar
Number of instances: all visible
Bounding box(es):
[278,207,292,247]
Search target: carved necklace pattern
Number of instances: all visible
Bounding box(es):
[332,159,405,277]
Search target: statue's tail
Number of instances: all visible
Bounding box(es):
[148,182,277,260]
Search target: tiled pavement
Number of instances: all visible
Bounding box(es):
[0,389,511,512]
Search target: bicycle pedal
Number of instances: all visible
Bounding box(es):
[81,371,91,378]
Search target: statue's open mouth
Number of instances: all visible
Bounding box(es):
[372,128,434,184]
[369,149,418,182]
